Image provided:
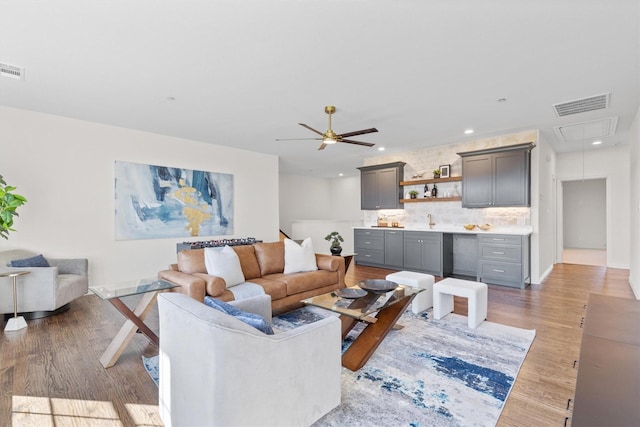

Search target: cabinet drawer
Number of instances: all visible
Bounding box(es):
[354,236,384,250]
[479,244,521,262]
[354,229,385,238]
[478,235,522,245]
[355,249,385,265]
[479,261,522,282]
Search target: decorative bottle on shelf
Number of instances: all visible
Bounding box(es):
[431,184,438,198]
[423,184,429,198]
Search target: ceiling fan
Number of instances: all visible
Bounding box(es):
[276,105,378,150]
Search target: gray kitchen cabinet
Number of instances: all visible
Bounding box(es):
[354,229,385,266]
[403,231,452,277]
[477,234,530,288]
[452,234,478,277]
[384,230,404,268]
[458,143,534,208]
[357,162,406,210]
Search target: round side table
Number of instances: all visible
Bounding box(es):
[1,270,30,332]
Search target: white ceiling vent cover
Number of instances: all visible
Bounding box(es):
[553,117,618,143]
[0,63,25,81]
[553,93,610,117]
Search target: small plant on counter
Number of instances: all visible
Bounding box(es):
[408,190,419,199]
[432,169,441,178]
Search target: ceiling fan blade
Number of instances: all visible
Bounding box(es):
[338,127,378,138]
[298,123,325,136]
[340,139,375,147]
[275,137,322,141]
[318,143,327,151]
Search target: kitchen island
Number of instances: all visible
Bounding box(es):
[354,225,532,289]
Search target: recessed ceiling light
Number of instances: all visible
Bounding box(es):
[497,98,507,102]
[378,147,385,151]
[338,173,344,176]
[592,140,603,145]
[167,96,175,101]
[464,129,474,135]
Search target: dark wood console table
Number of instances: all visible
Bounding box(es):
[571,294,640,426]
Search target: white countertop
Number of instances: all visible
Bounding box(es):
[354,225,532,236]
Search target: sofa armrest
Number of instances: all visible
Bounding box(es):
[158,270,206,302]
[315,254,342,271]
[192,273,226,297]
[47,258,88,276]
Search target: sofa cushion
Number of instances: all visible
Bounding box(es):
[254,242,285,276]
[8,254,50,268]
[232,245,262,280]
[204,246,245,288]
[177,249,207,274]
[283,238,318,274]
[248,277,288,301]
[203,296,274,335]
[264,270,338,295]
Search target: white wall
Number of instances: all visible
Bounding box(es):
[531,131,556,283]
[556,146,630,269]
[278,175,332,237]
[630,106,640,298]
[0,106,280,286]
[563,179,606,249]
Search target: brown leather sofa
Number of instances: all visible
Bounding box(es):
[158,241,346,313]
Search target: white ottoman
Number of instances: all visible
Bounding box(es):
[433,278,488,328]
[385,271,434,314]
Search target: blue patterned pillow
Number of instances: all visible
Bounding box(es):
[204,296,274,335]
[8,254,50,268]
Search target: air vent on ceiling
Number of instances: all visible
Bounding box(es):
[552,93,610,117]
[553,117,618,143]
[0,62,25,81]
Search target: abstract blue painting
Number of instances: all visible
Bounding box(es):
[114,161,233,240]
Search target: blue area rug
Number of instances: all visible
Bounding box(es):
[143,307,535,427]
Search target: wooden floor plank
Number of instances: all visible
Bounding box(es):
[0,263,634,425]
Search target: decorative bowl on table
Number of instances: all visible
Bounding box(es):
[357,279,398,294]
[463,224,476,230]
[477,224,493,231]
[334,288,367,299]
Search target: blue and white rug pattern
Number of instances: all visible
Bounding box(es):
[144,307,535,427]
[273,307,535,427]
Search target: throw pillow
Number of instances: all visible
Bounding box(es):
[204,246,245,288]
[8,254,50,268]
[204,296,274,335]
[283,237,318,274]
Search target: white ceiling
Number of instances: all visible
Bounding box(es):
[1,0,638,178]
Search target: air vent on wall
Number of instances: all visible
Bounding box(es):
[553,117,618,143]
[0,63,25,81]
[552,93,610,117]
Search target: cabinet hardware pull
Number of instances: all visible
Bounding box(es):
[564,416,570,427]
[573,360,578,369]
[579,317,584,328]
[566,398,573,411]
[492,251,505,255]
[492,269,505,273]
[492,238,505,241]
[365,254,372,257]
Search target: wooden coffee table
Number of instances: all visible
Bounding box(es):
[302,280,423,371]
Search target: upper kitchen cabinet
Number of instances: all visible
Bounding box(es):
[357,162,406,210]
[457,143,535,208]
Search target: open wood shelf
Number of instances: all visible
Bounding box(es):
[401,197,462,203]
[400,176,462,186]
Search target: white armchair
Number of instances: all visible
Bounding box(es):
[157,292,342,427]
[0,249,88,318]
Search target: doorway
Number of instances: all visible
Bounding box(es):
[560,178,607,266]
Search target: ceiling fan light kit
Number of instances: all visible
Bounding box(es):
[277,105,378,150]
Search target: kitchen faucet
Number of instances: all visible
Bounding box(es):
[428,213,435,228]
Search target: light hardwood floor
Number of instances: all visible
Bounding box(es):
[0,263,635,426]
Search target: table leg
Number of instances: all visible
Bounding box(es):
[341,293,416,371]
[99,291,158,368]
[5,275,27,332]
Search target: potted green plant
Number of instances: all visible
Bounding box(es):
[432,169,441,179]
[0,174,27,240]
[408,190,419,199]
[324,231,344,256]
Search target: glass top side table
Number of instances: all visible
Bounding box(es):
[1,270,30,332]
[90,278,177,368]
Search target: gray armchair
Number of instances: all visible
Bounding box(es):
[0,249,88,318]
